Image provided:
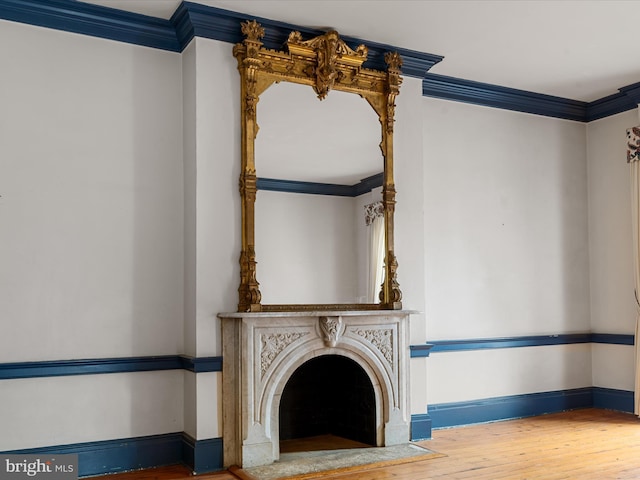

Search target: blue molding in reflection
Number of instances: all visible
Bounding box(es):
[257,173,383,197]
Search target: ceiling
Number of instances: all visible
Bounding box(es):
[79,0,640,103]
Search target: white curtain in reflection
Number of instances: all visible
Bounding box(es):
[626,125,640,416]
[366,202,385,303]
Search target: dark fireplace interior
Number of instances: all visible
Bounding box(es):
[279,354,376,447]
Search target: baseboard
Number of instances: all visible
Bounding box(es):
[410,413,432,441]
[4,387,632,476]
[181,434,223,474]
[411,386,635,436]
[592,387,634,413]
[2,433,224,477]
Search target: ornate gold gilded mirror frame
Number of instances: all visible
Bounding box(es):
[234,20,403,312]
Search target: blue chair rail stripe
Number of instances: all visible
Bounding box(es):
[411,333,634,357]
[0,355,222,379]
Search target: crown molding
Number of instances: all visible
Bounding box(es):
[585,82,640,121]
[0,0,180,51]
[423,73,640,123]
[0,0,443,77]
[171,2,443,76]
[423,73,589,122]
[2,0,640,121]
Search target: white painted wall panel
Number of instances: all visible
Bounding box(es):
[591,344,635,391]
[422,99,589,341]
[0,371,184,451]
[196,371,223,439]
[396,77,427,344]
[587,110,636,335]
[255,191,358,304]
[193,38,240,357]
[183,40,198,359]
[426,345,592,405]
[0,22,184,362]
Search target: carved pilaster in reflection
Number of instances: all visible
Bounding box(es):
[319,316,342,347]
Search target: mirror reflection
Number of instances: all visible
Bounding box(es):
[254,82,385,305]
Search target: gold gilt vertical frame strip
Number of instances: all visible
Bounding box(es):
[233,20,403,312]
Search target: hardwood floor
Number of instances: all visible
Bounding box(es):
[91,408,640,480]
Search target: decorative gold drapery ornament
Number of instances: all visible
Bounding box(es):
[628,126,640,163]
[365,201,384,226]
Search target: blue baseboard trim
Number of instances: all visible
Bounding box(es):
[410,413,433,441]
[2,433,224,477]
[3,433,190,477]
[428,387,594,429]
[181,434,223,474]
[0,355,222,380]
[424,387,635,432]
[592,387,634,413]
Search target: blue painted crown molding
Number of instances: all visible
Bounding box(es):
[171,2,443,76]
[424,73,640,122]
[423,73,589,122]
[0,0,443,77]
[0,0,180,51]
[2,1,640,122]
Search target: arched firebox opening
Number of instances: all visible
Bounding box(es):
[279,354,376,448]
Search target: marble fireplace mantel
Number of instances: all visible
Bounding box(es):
[219,310,414,468]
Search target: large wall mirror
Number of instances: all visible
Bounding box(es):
[234,21,403,312]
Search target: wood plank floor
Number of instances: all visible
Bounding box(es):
[91,408,640,480]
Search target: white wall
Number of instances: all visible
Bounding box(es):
[2,6,634,455]
[181,36,241,440]
[421,98,591,405]
[0,21,184,361]
[0,21,184,449]
[191,37,240,358]
[423,99,589,340]
[0,371,184,451]
[256,190,358,304]
[587,109,637,390]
